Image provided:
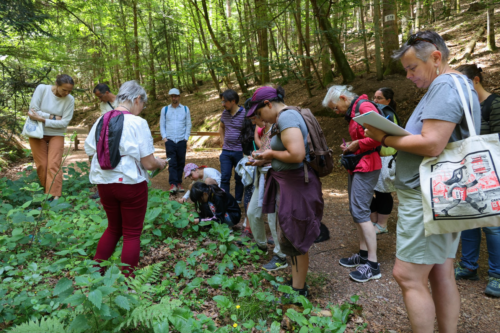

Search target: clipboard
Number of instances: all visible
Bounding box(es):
[353,111,411,136]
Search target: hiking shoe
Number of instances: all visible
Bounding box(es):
[177,184,185,192]
[485,275,500,297]
[90,191,100,199]
[236,229,253,245]
[349,263,381,283]
[262,255,288,271]
[267,236,275,245]
[246,244,268,255]
[339,253,367,268]
[273,278,310,291]
[454,262,479,280]
[169,184,178,193]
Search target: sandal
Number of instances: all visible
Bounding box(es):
[373,223,388,234]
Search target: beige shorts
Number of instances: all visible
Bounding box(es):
[396,187,460,265]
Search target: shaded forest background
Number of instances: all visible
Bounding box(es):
[0,0,499,162]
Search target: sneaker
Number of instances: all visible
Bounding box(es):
[177,184,185,192]
[246,244,268,255]
[485,275,500,297]
[169,184,178,193]
[339,253,367,268]
[349,263,381,283]
[267,236,275,245]
[262,255,288,271]
[281,285,309,304]
[454,262,479,280]
[90,191,100,200]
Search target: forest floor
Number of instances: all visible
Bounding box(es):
[3,4,500,332]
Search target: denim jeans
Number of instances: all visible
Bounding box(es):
[219,150,244,201]
[460,226,500,276]
[165,140,187,185]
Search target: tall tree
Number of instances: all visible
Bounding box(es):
[310,0,355,83]
[255,0,270,83]
[147,3,156,99]
[132,0,140,82]
[359,0,370,73]
[294,0,312,97]
[486,0,497,51]
[382,0,403,75]
[374,0,383,80]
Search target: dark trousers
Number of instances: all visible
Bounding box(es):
[219,149,244,201]
[165,140,187,185]
[95,182,148,277]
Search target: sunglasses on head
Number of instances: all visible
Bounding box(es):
[407,34,438,49]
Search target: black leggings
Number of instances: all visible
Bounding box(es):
[370,191,393,215]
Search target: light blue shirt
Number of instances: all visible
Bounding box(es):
[159,103,192,143]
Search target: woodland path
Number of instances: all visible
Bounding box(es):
[61,130,500,332]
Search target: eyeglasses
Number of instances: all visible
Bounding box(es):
[373,96,386,101]
[407,34,438,49]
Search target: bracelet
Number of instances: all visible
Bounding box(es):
[381,135,391,148]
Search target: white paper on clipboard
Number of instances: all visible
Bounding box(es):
[353,111,411,136]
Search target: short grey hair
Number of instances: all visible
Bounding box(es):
[322,85,357,107]
[116,80,147,105]
[392,30,449,63]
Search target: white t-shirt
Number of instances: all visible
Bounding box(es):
[29,84,74,136]
[84,114,155,184]
[100,99,119,115]
[183,167,221,200]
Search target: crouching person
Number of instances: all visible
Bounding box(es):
[190,182,241,227]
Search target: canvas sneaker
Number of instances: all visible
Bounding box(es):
[339,253,367,268]
[262,255,288,271]
[454,262,479,280]
[485,274,500,297]
[177,184,185,192]
[169,184,178,193]
[349,263,381,283]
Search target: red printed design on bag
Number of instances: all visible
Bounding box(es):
[119,178,123,182]
[492,199,500,212]
[452,187,466,200]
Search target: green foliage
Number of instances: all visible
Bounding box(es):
[7,317,67,333]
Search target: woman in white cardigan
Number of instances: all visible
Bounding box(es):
[27,74,75,199]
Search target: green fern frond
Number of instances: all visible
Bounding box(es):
[8,317,67,333]
[115,296,182,332]
[127,261,165,290]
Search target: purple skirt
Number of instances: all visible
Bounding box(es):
[262,165,323,255]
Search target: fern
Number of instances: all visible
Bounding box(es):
[115,296,182,332]
[126,261,165,293]
[8,317,67,333]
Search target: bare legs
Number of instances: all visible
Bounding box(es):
[356,221,377,262]
[393,258,459,333]
[291,253,309,289]
[370,212,390,229]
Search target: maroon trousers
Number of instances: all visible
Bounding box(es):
[94,181,148,276]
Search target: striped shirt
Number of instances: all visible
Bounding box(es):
[221,106,245,151]
[480,95,500,135]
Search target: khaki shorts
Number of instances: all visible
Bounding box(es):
[396,187,460,265]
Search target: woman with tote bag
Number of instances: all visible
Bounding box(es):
[364,31,481,332]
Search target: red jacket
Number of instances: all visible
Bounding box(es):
[348,95,382,174]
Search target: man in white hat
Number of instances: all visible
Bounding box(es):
[159,88,192,193]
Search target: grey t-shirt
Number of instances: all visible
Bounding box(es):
[395,74,481,190]
[270,109,310,171]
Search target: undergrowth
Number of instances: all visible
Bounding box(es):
[0,163,366,332]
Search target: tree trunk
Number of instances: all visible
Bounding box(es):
[360,1,370,73]
[456,0,460,14]
[190,2,221,92]
[374,0,383,80]
[255,0,270,83]
[118,0,132,80]
[241,0,260,84]
[452,26,486,62]
[132,0,140,82]
[415,0,420,30]
[195,0,248,93]
[268,24,285,79]
[487,0,497,51]
[294,0,312,97]
[310,0,355,83]
[147,4,156,100]
[382,0,403,75]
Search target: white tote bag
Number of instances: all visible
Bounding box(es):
[420,74,500,237]
[21,117,44,139]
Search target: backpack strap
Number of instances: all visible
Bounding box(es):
[107,101,114,110]
[354,99,377,117]
[482,93,499,122]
